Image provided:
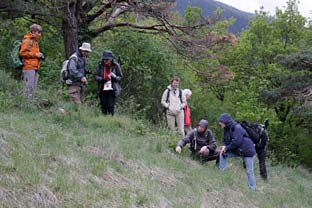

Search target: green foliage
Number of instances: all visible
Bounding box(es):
[183,6,202,26]
[0,17,29,78]
[0,69,29,112]
[221,0,311,167]
[273,0,306,50]
[268,122,312,167]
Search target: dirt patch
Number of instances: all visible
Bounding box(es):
[28,186,59,207]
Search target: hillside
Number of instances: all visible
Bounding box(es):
[1,109,311,207]
[0,77,311,207]
[174,0,255,33]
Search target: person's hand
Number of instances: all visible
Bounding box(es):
[176,146,182,154]
[110,72,117,79]
[81,77,87,84]
[38,52,44,59]
[199,146,209,154]
[220,146,226,155]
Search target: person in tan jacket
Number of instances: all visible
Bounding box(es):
[19,24,44,97]
[161,76,187,137]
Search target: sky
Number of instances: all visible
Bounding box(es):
[217,0,311,19]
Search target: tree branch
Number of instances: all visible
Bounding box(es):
[93,22,164,35]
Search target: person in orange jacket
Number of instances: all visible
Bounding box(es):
[19,24,44,97]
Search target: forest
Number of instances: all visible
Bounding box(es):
[0,0,311,169]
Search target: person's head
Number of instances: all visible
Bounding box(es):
[197,119,208,133]
[79,42,92,57]
[171,76,180,90]
[218,113,233,128]
[30,24,42,39]
[183,89,192,100]
[102,50,114,66]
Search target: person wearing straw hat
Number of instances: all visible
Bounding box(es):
[67,42,92,104]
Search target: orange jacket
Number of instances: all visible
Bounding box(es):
[19,32,41,70]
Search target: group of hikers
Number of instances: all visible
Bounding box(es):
[19,23,268,191]
[161,76,269,191]
[19,24,122,116]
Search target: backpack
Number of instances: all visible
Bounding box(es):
[166,88,182,103]
[60,54,78,84]
[11,38,33,69]
[190,130,211,153]
[232,120,269,145]
[164,88,183,112]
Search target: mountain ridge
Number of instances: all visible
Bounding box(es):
[174,0,255,33]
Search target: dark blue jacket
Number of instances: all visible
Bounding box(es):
[219,113,256,157]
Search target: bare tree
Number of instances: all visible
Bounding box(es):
[0,0,235,61]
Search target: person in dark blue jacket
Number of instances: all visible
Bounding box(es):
[218,113,256,190]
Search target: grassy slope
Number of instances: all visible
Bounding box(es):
[0,106,311,208]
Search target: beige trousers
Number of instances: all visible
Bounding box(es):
[166,111,185,138]
[68,85,84,104]
[184,126,192,135]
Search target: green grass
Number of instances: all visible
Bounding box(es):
[0,105,311,207]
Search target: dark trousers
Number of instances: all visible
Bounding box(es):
[99,90,116,115]
[243,145,268,180]
[192,150,220,163]
[256,145,268,180]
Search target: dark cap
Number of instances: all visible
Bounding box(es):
[197,119,208,129]
[102,50,113,60]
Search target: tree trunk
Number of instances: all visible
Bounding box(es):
[62,2,79,58]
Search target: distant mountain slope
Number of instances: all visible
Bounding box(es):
[174,0,255,34]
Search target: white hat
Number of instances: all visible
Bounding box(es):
[183,89,192,96]
[79,42,92,52]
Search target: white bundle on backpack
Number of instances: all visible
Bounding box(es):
[60,54,77,85]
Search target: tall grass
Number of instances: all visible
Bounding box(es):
[0,105,311,207]
[0,70,311,207]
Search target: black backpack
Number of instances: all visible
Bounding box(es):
[165,88,182,103]
[190,130,211,153]
[232,120,269,145]
[163,88,183,112]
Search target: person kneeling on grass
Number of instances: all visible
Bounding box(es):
[175,119,219,163]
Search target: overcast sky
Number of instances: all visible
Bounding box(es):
[217,0,311,19]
